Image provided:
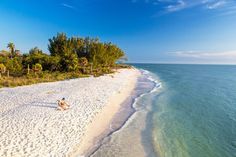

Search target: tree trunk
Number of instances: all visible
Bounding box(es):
[90,64,93,74]
[83,66,85,74]
[27,64,30,75]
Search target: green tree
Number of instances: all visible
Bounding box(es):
[44,56,61,71]
[62,44,79,71]
[105,43,125,67]
[29,47,43,55]
[48,33,67,56]
[48,33,79,71]
[70,37,84,57]
[23,47,59,71]
[5,57,23,76]
[48,32,126,72]
[7,42,15,58]
[88,42,124,68]
[89,42,106,67]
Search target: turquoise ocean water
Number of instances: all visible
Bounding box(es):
[91,64,236,157]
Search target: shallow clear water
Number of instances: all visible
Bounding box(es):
[135,64,236,157]
[92,64,236,157]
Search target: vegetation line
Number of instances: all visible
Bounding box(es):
[0,33,129,88]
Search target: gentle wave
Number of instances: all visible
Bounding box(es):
[89,69,162,157]
[139,69,162,93]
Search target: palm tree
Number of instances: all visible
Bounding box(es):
[7,42,15,59]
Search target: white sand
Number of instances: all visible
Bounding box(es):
[0,69,139,157]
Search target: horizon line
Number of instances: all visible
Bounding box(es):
[127,62,236,66]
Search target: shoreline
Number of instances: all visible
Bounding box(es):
[85,69,160,157]
[71,68,140,156]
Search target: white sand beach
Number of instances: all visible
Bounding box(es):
[0,68,140,157]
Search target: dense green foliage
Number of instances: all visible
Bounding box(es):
[0,33,128,87]
[48,33,125,71]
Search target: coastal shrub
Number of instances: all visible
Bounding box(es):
[23,48,57,71]
[0,64,6,73]
[78,57,88,73]
[5,57,23,76]
[34,63,43,72]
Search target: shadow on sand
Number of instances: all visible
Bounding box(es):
[30,102,57,109]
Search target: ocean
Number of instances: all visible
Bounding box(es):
[91,64,236,157]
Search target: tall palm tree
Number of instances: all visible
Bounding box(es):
[7,42,15,58]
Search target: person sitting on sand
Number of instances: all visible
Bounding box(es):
[57,98,70,111]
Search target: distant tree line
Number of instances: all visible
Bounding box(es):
[0,33,127,77]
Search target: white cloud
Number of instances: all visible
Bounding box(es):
[166,0,186,12]
[61,3,76,10]
[171,50,236,59]
[206,0,226,9]
[139,0,236,14]
[167,50,236,64]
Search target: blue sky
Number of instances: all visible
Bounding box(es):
[0,0,236,64]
